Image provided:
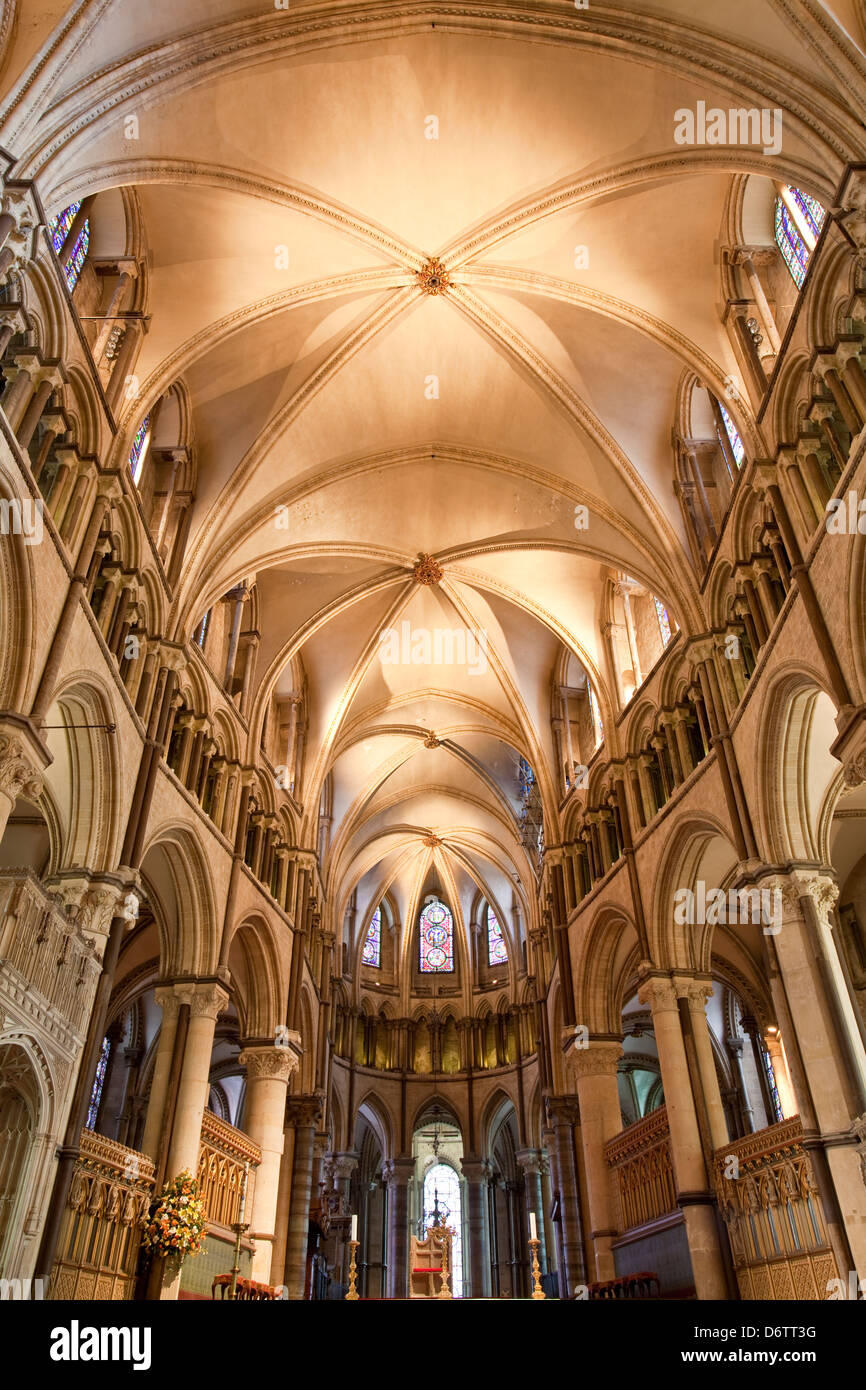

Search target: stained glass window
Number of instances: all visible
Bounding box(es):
[419,899,453,973]
[761,1045,784,1125]
[653,595,673,646]
[790,187,826,241]
[128,415,151,484]
[487,905,508,966]
[362,906,381,967]
[62,219,89,293]
[86,1035,111,1131]
[423,1162,463,1297]
[718,402,745,467]
[49,201,81,254]
[774,198,810,289]
[194,609,210,648]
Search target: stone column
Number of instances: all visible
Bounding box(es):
[330,1150,358,1202]
[765,872,866,1273]
[283,1094,323,1299]
[140,986,185,1161]
[383,1157,415,1298]
[638,974,728,1299]
[545,1096,585,1296]
[460,1156,491,1297]
[676,977,730,1151]
[239,1043,299,1283]
[164,983,229,1180]
[222,585,248,691]
[516,1148,548,1271]
[569,1041,622,1281]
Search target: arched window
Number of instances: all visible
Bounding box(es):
[774,186,825,290]
[419,899,454,973]
[717,402,745,467]
[423,1162,463,1297]
[362,906,382,968]
[62,219,90,293]
[49,201,81,254]
[587,682,603,749]
[194,609,211,649]
[653,595,673,646]
[487,905,508,966]
[86,1035,111,1130]
[128,415,151,484]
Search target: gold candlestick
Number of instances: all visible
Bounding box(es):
[528,1236,545,1300]
[346,1238,360,1300]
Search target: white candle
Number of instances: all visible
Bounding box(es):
[351,1214,358,1242]
[529,1211,537,1241]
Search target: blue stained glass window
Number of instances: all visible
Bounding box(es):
[86,1035,111,1131]
[654,595,673,646]
[194,610,210,648]
[62,219,90,293]
[487,905,508,966]
[774,198,809,290]
[790,187,825,241]
[128,415,151,483]
[49,201,81,254]
[761,1045,784,1124]
[362,906,381,967]
[419,899,453,973]
[718,402,745,467]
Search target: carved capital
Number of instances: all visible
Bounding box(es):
[382,1156,416,1186]
[285,1093,324,1129]
[0,734,43,803]
[239,1045,298,1084]
[188,982,230,1020]
[638,973,679,1014]
[567,1039,623,1079]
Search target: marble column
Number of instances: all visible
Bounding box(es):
[676,977,730,1151]
[545,1096,585,1295]
[638,974,728,1299]
[139,986,185,1161]
[165,983,229,1180]
[765,871,866,1274]
[460,1156,491,1297]
[516,1148,548,1271]
[239,1043,299,1282]
[283,1094,323,1300]
[383,1157,415,1298]
[569,1040,622,1282]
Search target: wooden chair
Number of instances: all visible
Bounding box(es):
[409,1225,453,1299]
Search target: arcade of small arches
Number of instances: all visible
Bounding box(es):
[1,0,866,1304]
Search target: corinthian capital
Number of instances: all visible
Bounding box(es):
[567,1039,623,1080]
[0,734,43,803]
[638,973,679,1014]
[239,1045,298,1083]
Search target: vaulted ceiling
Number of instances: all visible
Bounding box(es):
[3,0,864,982]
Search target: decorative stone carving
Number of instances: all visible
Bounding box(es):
[0,734,43,802]
[413,553,443,586]
[566,1038,622,1079]
[285,1093,324,1129]
[239,1045,298,1082]
[637,973,679,1014]
[423,732,441,749]
[416,257,451,295]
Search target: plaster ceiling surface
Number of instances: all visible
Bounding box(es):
[3,0,863,972]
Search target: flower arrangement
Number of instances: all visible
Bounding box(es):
[141,1171,207,1262]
